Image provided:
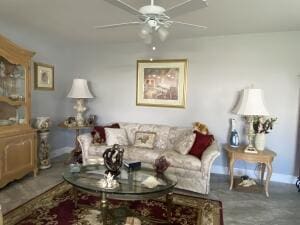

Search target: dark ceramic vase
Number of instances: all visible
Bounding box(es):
[154,156,170,174]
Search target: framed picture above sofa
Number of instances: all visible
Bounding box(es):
[136,59,187,108]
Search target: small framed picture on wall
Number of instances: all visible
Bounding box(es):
[34,62,54,90]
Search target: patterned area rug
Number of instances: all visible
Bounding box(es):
[4,182,223,225]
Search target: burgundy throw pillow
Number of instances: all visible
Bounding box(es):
[188,131,214,159]
[91,123,120,144]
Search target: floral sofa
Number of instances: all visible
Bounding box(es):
[78,122,220,194]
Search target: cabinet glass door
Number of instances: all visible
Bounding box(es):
[0,56,27,126]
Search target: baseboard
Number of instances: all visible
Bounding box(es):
[212,165,297,184]
[51,146,73,159]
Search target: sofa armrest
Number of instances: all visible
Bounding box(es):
[201,141,220,176]
[77,133,93,165]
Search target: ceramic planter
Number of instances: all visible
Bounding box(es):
[255,133,265,151]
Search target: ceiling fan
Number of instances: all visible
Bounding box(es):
[95,0,208,44]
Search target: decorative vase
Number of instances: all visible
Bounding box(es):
[229,118,239,148]
[255,133,265,151]
[38,130,51,169]
[35,117,51,130]
[154,156,170,174]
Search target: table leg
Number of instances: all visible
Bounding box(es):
[101,192,108,225]
[260,163,266,185]
[73,129,83,163]
[166,192,173,223]
[229,157,235,190]
[73,188,78,208]
[65,129,82,164]
[33,168,38,177]
[265,163,272,197]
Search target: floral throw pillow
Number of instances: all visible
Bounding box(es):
[104,128,129,146]
[174,133,196,155]
[134,132,156,149]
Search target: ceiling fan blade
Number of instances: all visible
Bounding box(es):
[94,22,142,29]
[104,0,142,16]
[164,0,208,18]
[170,21,207,29]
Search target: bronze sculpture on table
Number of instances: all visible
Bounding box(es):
[103,144,124,177]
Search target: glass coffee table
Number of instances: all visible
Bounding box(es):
[63,164,177,225]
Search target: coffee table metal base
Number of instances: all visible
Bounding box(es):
[73,187,174,224]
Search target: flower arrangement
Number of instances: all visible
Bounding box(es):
[253,116,277,134]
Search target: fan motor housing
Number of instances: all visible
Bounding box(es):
[139,5,165,15]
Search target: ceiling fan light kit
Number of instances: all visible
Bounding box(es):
[98,0,208,44]
[157,27,169,42]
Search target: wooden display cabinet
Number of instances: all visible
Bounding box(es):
[0,34,37,188]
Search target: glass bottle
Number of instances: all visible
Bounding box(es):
[230,118,239,147]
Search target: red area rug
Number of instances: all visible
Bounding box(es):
[4,182,223,225]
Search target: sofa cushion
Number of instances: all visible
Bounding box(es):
[120,122,171,150]
[138,124,171,150]
[133,131,156,149]
[174,133,196,155]
[87,145,164,165]
[105,128,129,146]
[88,144,132,160]
[161,150,201,171]
[189,131,214,159]
[119,122,141,145]
[167,127,193,150]
[152,125,171,149]
[125,146,165,164]
[88,144,110,157]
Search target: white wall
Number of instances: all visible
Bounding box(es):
[1,21,299,178]
[0,21,75,149]
[68,32,300,176]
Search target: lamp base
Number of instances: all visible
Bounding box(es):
[244,116,258,154]
[74,99,86,127]
[244,146,258,154]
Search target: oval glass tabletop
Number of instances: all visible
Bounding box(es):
[63,164,177,196]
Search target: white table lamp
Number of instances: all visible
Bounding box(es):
[67,79,93,126]
[233,88,269,153]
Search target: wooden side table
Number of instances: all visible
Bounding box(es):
[225,145,276,197]
[59,123,93,163]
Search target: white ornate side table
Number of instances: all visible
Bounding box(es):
[38,129,51,169]
[35,117,51,169]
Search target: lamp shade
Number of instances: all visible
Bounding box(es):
[233,88,269,116]
[67,79,93,99]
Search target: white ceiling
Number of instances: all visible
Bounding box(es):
[0,0,300,44]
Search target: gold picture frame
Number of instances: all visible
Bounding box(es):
[34,62,54,90]
[136,59,187,108]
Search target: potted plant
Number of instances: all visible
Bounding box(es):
[253,116,277,151]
